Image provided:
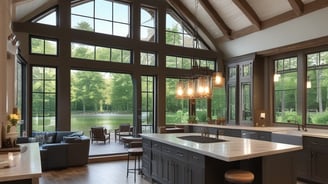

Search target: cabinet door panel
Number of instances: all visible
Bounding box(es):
[151,150,162,181]
[294,150,311,180]
[312,149,328,183]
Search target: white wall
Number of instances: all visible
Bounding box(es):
[218,7,328,58]
[0,0,15,147]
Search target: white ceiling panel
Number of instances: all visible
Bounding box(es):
[302,0,315,4]
[180,0,224,39]
[247,0,292,21]
[209,0,252,31]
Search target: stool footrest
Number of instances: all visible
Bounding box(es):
[224,169,254,184]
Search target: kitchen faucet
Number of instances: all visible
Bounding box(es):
[298,123,307,132]
[200,127,210,137]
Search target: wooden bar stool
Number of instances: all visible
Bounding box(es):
[126,142,143,183]
[224,169,254,184]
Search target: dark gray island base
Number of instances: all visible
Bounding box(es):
[141,133,302,184]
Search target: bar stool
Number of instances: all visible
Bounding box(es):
[224,169,254,184]
[127,141,143,183]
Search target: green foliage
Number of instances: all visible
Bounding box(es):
[166,25,182,46]
[310,112,328,125]
[71,71,106,112]
[76,21,93,31]
[110,73,133,112]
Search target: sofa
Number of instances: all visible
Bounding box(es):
[32,131,90,171]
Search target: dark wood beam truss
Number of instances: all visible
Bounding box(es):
[288,0,304,16]
[199,0,232,39]
[232,0,261,30]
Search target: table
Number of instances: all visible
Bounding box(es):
[121,136,142,147]
[0,143,42,184]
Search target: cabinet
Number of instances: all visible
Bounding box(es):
[226,54,266,126]
[143,139,205,184]
[142,139,151,178]
[295,136,328,183]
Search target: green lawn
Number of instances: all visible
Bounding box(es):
[71,113,133,136]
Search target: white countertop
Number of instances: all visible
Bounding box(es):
[141,133,302,162]
[0,143,42,182]
[186,123,296,132]
[186,123,328,138]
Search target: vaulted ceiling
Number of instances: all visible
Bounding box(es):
[11,0,328,58]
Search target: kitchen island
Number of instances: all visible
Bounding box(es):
[0,143,42,184]
[141,133,302,184]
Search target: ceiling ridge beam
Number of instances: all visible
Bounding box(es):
[166,0,219,51]
[288,0,304,16]
[232,0,261,30]
[199,0,232,39]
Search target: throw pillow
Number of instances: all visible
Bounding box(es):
[45,132,56,143]
[67,131,84,137]
[63,136,81,143]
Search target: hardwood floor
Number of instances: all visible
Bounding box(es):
[40,160,151,184]
[39,159,309,184]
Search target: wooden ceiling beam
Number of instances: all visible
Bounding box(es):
[221,0,328,40]
[288,0,304,16]
[199,0,232,39]
[232,0,261,30]
[166,0,218,51]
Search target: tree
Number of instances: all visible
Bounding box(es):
[71,71,105,112]
[110,73,133,112]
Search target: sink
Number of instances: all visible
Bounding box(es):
[178,135,227,143]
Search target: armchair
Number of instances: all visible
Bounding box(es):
[115,123,132,142]
[90,127,110,144]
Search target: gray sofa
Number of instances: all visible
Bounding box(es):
[32,131,90,171]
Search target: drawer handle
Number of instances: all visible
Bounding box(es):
[176,152,184,157]
[311,141,319,145]
[192,156,199,160]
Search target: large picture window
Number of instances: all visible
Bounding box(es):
[70,70,133,151]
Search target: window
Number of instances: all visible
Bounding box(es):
[71,0,130,37]
[142,76,155,133]
[16,55,26,136]
[307,51,328,125]
[71,42,131,63]
[211,87,226,120]
[71,70,133,155]
[166,56,191,69]
[166,78,189,124]
[166,56,215,70]
[166,11,207,49]
[274,57,298,123]
[32,67,56,132]
[31,8,57,26]
[140,52,156,66]
[228,85,236,122]
[140,7,156,42]
[30,37,57,55]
